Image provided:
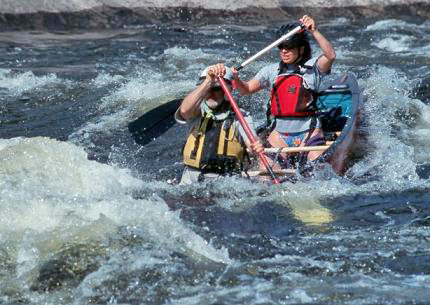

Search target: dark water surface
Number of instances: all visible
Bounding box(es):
[0,17,430,304]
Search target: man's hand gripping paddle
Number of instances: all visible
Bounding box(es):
[217,76,280,184]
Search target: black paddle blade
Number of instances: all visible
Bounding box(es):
[128,98,182,146]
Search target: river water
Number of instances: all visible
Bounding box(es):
[0,16,430,305]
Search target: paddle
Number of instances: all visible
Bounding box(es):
[217,76,280,184]
[128,98,182,146]
[235,23,304,71]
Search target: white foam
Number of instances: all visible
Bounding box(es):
[333,45,358,60]
[372,34,413,53]
[209,38,230,45]
[337,36,356,43]
[365,19,413,31]
[0,137,231,266]
[163,46,213,60]
[289,289,314,303]
[365,19,430,55]
[398,101,430,164]
[346,67,422,186]
[0,68,71,96]
[324,17,350,27]
[91,72,124,88]
[0,137,143,231]
[98,72,190,110]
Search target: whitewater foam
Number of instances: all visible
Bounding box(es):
[0,69,71,96]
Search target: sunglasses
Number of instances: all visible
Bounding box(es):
[278,43,295,50]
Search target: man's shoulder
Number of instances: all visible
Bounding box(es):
[174,106,202,125]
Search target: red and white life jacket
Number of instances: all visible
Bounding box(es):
[270,73,315,117]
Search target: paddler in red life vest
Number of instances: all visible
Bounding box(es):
[175,63,264,185]
[232,15,336,170]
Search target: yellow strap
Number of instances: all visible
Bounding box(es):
[217,121,227,155]
[226,122,236,141]
[183,118,209,168]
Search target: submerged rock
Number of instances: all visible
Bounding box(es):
[30,242,108,292]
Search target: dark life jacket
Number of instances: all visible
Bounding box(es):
[183,115,245,174]
[270,62,317,118]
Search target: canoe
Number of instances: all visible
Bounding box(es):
[128,73,364,179]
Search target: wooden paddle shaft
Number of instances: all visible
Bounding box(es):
[246,169,296,177]
[217,77,280,184]
[263,145,330,153]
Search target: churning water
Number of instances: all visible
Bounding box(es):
[0,14,430,305]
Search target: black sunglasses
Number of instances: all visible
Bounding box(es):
[278,43,295,50]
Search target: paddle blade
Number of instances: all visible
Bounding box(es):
[128,98,182,146]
